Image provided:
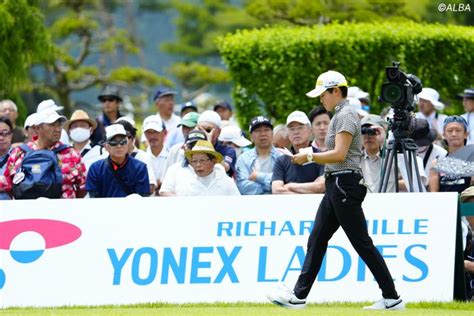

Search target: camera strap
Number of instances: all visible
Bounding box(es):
[422,144,434,168]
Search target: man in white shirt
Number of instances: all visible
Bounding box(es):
[153,87,181,148]
[415,88,447,136]
[459,88,474,145]
[160,140,240,196]
[143,114,168,193]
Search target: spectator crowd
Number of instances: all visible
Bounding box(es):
[0,82,473,299]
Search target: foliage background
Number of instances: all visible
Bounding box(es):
[217,22,474,126]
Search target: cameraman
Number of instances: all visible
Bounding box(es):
[360,115,395,192]
[360,115,427,192]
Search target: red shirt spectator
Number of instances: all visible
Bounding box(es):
[0,141,86,198]
[0,108,86,198]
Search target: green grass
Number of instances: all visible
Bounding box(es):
[1,302,474,316]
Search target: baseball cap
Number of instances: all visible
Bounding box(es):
[306,70,348,98]
[417,88,444,111]
[36,110,67,125]
[197,110,222,128]
[456,88,474,100]
[153,87,177,101]
[219,125,252,148]
[286,111,311,126]
[361,114,387,129]
[213,101,232,111]
[178,112,200,128]
[24,113,40,129]
[115,116,136,127]
[180,101,197,113]
[36,99,64,113]
[249,115,273,133]
[411,118,437,147]
[98,85,122,102]
[185,130,207,144]
[105,124,127,140]
[143,115,165,132]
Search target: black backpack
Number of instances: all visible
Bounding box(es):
[12,144,69,199]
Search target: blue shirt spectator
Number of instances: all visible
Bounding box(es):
[86,124,150,198]
[237,147,281,194]
[236,115,281,195]
[86,155,150,198]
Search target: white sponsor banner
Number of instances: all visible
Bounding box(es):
[0,193,458,307]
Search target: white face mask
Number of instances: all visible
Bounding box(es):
[70,127,91,143]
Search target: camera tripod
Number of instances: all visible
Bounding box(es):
[378,137,424,193]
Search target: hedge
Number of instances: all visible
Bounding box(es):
[216,22,474,127]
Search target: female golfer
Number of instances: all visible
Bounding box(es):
[268,70,403,310]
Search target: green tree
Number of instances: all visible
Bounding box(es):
[0,0,50,99]
[161,0,259,97]
[245,0,421,25]
[34,0,171,117]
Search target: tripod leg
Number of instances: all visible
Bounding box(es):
[401,146,414,192]
[394,149,400,192]
[381,147,395,193]
[411,149,424,192]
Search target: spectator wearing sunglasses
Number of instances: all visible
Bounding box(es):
[91,85,124,146]
[429,116,472,193]
[0,117,14,200]
[86,124,150,198]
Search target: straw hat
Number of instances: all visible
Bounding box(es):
[460,186,474,202]
[184,140,223,163]
[64,110,97,131]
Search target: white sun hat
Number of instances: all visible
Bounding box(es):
[417,88,444,111]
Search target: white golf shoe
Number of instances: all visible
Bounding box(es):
[363,297,405,310]
[267,285,306,309]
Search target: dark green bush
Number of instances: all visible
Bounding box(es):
[217,22,474,127]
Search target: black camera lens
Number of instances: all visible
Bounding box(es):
[361,126,377,136]
[381,82,403,104]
